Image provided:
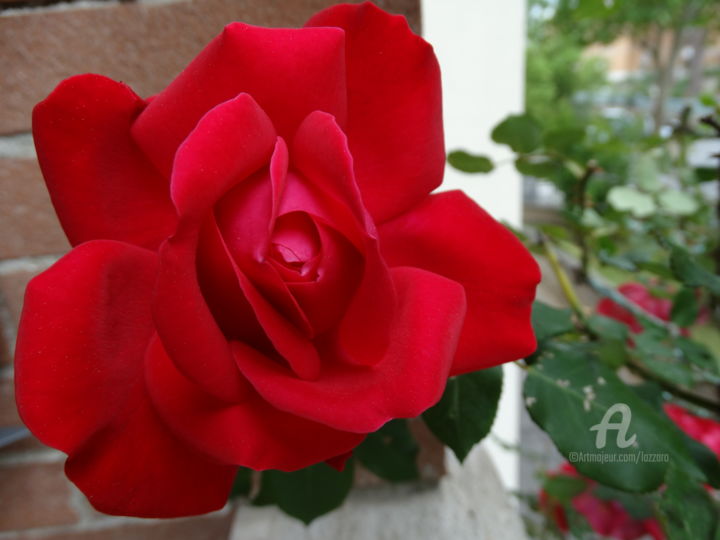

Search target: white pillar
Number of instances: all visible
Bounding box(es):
[421,0,527,490]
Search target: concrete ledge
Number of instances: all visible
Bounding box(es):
[230,446,528,540]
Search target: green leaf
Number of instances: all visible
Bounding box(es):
[681,430,720,489]
[629,380,665,410]
[575,0,615,18]
[630,154,661,192]
[565,506,596,538]
[700,93,718,108]
[635,261,675,279]
[633,330,695,387]
[542,474,586,503]
[669,246,720,295]
[230,467,253,498]
[592,485,655,520]
[543,127,585,151]
[580,208,605,228]
[593,339,630,369]
[514,155,560,178]
[658,190,700,216]
[524,346,705,492]
[532,301,575,342]
[587,314,629,341]
[564,159,586,179]
[676,337,719,375]
[689,325,720,373]
[423,367,503,462]
[251,473,278,507]
[659,467,720,540]
[491,114,542,153]
[259,462,354,524]
[354,420,419,483]
[447,150,494,173]
[671,288,699,327]
[695,167,718,183]
[634,384,720,488]
[607,186,656,218]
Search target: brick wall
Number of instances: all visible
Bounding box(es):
[0,0,420,538]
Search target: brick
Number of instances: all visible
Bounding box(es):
[0,327,11,368]
[0,510,234,540]
[0,0,420,134]
[0,461,78,531]
[0,158,69,259]
[0,373,21,426]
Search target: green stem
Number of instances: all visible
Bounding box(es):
[539,234,585,321]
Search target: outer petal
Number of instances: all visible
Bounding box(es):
[145,335,364,470]
[306,2,444,222]
[378,191,541,375]
[132,23,347,177]
[233,266,466,433]
[32,75,176,249]
[14,241,235,517]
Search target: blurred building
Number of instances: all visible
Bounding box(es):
[585,30,720,89]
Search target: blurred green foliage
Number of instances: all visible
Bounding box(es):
[451,1,720,538]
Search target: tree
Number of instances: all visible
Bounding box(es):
[551,0,720,130]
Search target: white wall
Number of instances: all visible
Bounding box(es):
[421,0,527,490]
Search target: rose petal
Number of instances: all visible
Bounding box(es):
[196,214,270,350]
[155,225,252,403]
[378,191,541,375]
[145,335,364,470]
[32,74,176,248]
[234,266,466,433]
[292,111,371,232]
[14,241,235,517]
[65,390,235,518]
[291,111,396,366]
[215,140,313,334]
[287,223,363,336]
[170,93,276,220]
[133,24,347,177]
[221,233,322,382]
[306,3,444,222]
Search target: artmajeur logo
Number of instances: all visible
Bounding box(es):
[590,403,637,449]
[569,403,668,464]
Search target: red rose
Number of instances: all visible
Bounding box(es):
[15,2,540,517]
[540,463,664,540]
[664,403,720,458]
[597,283,673,333]
[597,282,706,335]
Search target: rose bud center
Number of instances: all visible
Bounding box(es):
[269,211,321,281]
